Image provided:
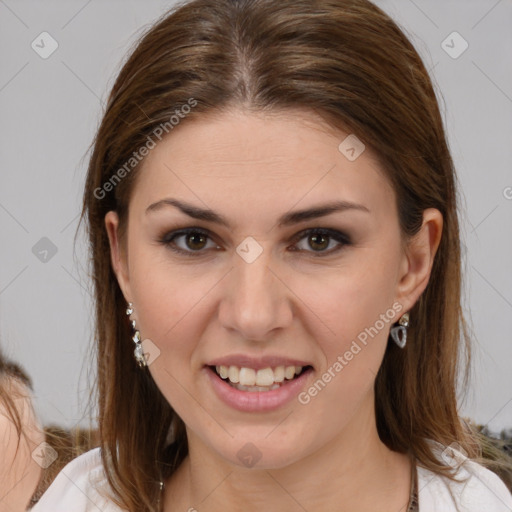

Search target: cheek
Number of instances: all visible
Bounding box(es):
[296,248,401,361]
[127,238,197,332]
[294,264,400,436]
[130,275,204,416]
[125,245,219,406]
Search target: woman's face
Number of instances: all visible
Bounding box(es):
[106,108,437,469]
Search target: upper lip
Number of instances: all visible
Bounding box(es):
[206,354,313,371]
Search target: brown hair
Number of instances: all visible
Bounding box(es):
[0,349,100,507]
[79,0,512,510]
[0,348,34,454]
[29,425,101,506]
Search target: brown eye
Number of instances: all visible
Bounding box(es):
[160,228,219,256]
[308,233,330,251]
[292,228,350,255]
[160,227,350,258]
[185,232,208,250]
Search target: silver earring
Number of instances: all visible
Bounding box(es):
[126,302,147,367]
[390,312,409,349]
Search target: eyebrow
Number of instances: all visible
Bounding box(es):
[145,198,370,227]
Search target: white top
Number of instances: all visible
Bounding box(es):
[30,443,512,512]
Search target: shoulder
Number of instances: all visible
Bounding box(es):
[418,441,512,512]
[30,447,124,512]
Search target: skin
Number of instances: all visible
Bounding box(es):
[0,377,44,511]
[106,108,443,512]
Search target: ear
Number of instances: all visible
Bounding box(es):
[394,208,443,312]
[104,211,132,302]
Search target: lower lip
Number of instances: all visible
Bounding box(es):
[204,366,314,412]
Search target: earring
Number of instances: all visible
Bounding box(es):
[126,302,147,367]
[390,312,409,349]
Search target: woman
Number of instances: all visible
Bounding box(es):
[31,0,512,510]
[0,350,45,511]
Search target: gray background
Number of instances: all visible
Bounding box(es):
[0,0,511,433]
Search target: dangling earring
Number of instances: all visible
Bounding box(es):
[126,302,147,367]
[390,312,409,349]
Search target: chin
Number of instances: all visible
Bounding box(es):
[209,434,311,470]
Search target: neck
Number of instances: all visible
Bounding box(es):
[163,400,412,512]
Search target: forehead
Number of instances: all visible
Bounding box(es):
[130,108,396,227]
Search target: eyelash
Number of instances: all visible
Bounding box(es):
[158,227,351,258]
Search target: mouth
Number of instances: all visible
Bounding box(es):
[207,364,314,392]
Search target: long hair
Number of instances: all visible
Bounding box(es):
[0,349,101,507]
[78,0,511,509]
[0,348,34,455]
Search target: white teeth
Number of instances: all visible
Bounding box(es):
[256,368,274,386]
[239,367,256,386]
[214,364,305,386]
[273,366,285,382]
[284,366,296,380]
[228,365,239,383]
[232,383,281,392]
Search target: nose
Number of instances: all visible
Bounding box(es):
[218,248,293,342]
